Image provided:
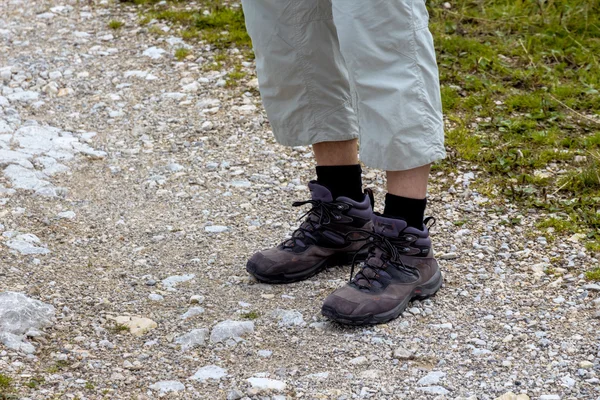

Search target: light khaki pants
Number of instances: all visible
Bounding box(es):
[242,0,446,171]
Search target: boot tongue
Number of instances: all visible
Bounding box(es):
[372,214,407,238]
[308,181,333,202]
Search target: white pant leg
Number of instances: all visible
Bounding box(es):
[241,0,359,146]
[332,0,446,171]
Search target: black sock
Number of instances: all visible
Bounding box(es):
[383,193,427,229]
[316,164,363,202]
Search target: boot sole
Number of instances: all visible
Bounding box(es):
[321,270,444,326]
[246,250,368,284]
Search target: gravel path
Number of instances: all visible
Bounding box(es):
[1,1,599,399]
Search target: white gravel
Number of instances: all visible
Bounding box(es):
[0,0,599,399]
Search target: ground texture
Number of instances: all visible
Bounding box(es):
[1,1,599,400]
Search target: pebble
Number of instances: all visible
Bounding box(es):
[113,316,157,336]
[210,320,255,343]
[148,294,164,301]
[175,328,209,351]
[149,381,185,393]
[416,386,449,395]
[393,346,413,360]
[417,371,445,386]
[161,274,195,289]
[190,295,205,304]
[247,377,286,392]
[189,365,228,382]
[205,225,230,233]
[142,46,166,59]
[270,309,305,327]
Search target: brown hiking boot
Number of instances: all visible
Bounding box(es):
[246,182,374,284]
[321,214,443,325]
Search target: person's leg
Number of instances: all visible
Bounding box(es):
[322,0,444,325]
[242,0,363,201]
[242,0,373,284]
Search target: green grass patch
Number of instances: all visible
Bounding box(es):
[585,267,600,281]
[430,0,600,244]
[110,323,130,333]
[0,374,13,392]
[108,20,124,30]
[128,0,600,246]
[25,376,45,389]
[240,311,260,320]
[175,47,191,60]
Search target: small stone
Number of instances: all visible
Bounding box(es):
[190,295,205,304]
[579,361,593,369]
[143,47,166,59]
[247,377,286,392]
[113,316,157,336]
[205,225,230,233]
[270,309,305,327]
[57,211,76,220]
[440,252,459,260]
[539,396,560,400]
[148,294,164,302]
[393,346,413,360]
[210,320,255,343]
[349,356,368,365]
[227,389,244,400]
[258,350,272,358]
[161,274,195,289]
[418,371,445,386]
[416,386,449,395]
[189,365,227,382]
[181,307,205,319]
[175,328,209,351]
[149,381,185,393]
[583,284,600,291]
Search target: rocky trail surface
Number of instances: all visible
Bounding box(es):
[1,1,599,399]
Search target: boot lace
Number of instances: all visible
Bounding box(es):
[346,217,435,289]
[281,200,344,249]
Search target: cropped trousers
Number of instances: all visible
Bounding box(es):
[241,0,446,170]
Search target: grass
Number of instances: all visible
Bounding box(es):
[127,0,600,262]
[25,377,45,389]
[427,0,600,254]
[240,311,260,320]
[108,20,124,30]
[175,47,191,60]
[586,267,600,281]
[110,323,130,333]
[0,374,14,398]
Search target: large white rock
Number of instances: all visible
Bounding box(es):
[0,292,55,353]
[4,164,50,190]
[5,233,51,255]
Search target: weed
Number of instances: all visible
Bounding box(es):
[0,374,13,392]
[175,47,191,61]
[25,376,45,389]
[84,382,95,390]
[108,20,124,30]
[585,267,600,281]
[110,323,130,333]
[240,311,260,320]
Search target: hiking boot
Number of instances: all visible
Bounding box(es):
[246,181,374,284]
[321,213,443,325]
